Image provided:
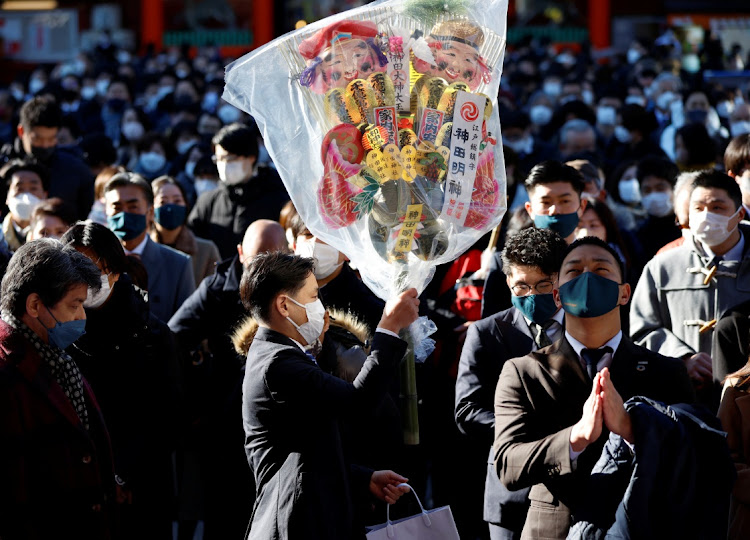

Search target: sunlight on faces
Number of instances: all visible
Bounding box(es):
[105,185,154,228]
[554,244,630,310]
[506,264,556,297]
[7,171,46,202]
[29,215,68,241]
[19,126,58,155]
[525,181,583,218]
[154,183,186,208]
[575,208,607,241]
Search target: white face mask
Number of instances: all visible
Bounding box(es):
[140,151,167,173]
[529,105,553,126]
[194,178,219,196]
[618,178,641,204]
[656,91,677,112]
[185,161,196,178]
[641,192,674,218]
[543,81,561,97]
[504,135,533,155]
[596,106,616,126]
[285,296,326,345]
[8,193,42,221]
[624,95,646,107]
[614,125,632,144]
[217,104,242,124]
[294,237,343,280]
[689,209,741,247]
[730,121,750,138]
[122,121,145,141]
[84,274,113,309]
[217,159,253,185]
[627,48,641,65]
[177,139,198,155]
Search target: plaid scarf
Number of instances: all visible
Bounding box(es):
[2,310,89,430]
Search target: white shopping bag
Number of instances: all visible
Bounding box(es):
[366,484,460,540]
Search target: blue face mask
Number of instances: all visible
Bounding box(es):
[533,211,579,239]
[558,272,621,318]
[154,204,186,231]
[107,211,147,241]
[511,293,558,325]
[40,305,86,350]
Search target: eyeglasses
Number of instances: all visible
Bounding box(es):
[511,279,555,296]
[211,154,242,164]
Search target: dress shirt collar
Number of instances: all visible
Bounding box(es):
[700,230,744,262]
[125,234,149,256]
[565,330,623,369]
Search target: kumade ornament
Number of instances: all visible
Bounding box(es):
[224,0,508,443]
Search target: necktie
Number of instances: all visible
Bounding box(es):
[580,347,613,380]
[531,320,555,349]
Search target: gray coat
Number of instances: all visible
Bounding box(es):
[140,237,196,323]
[630,226,750,362]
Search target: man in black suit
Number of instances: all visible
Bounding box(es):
[493,237,694,539]
[455,227,568,539]
[240,251,418,539]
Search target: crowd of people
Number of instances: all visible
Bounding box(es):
[1,23,750,540]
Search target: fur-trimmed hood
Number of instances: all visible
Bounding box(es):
[232,308,371,357]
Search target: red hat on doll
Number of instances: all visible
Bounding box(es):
[299,20,379,60]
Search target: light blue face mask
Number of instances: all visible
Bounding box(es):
[40,305,86,350]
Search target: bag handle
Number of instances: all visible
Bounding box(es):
[386,483,431,538]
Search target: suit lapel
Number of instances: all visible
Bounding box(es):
[510,307,534,341]
[532,337,591,399]
[140,238,162,286]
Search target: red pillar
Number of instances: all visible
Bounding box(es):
[588,0,610,50]
[141,0,164,50]
[254,0,274,47]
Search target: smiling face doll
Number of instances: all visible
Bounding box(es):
[412,19,491,91]
[299,20,389,94]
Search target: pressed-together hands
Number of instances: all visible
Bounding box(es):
[570,368,634,453]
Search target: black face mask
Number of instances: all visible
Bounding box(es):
[30,145,55,162]
[106,98,128,112]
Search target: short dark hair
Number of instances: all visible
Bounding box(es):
[1,239,101,318]
[501,227,568,277]
[0,158,51,192]
[212,122,259,158]
[725,134,750,176]
[79,133,117,169]
[676,123,716,168]
[525,160,585,197]
[691,170,743,211]
[61,221,130,276]
[239,251,314,323]
[103,171,154,206]
[152,175,187,203]
[19,96,62,131]
[561,236,625,283]
[29,197,76,229]
[636,156,679,187]
[620,104,658,135]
